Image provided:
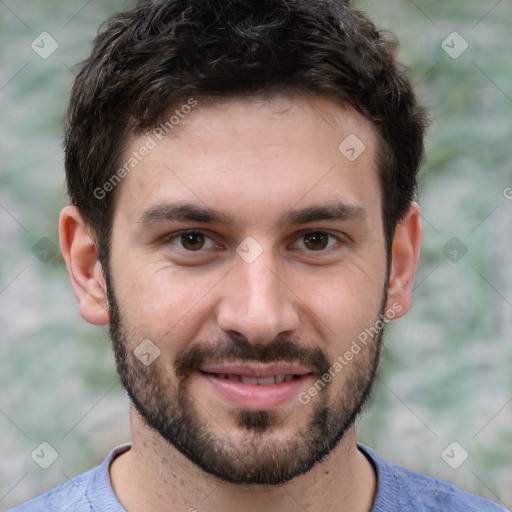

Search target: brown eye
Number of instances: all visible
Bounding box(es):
[180,232,206,251]
[303,231,331,250]
[292,231,340,252]
[164,230,221,264]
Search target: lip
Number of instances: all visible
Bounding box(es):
[200,362,312,378]
[198,365,314,409]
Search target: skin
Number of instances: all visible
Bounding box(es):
[59,95,422,512]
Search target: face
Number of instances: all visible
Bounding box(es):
[106,95,392,485]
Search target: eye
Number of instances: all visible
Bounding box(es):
[293,231,339,251]
[168,231,217,251]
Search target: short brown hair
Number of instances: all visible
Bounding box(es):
[64,0,428,264]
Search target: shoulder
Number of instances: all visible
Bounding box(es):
[6,444,130,512]
[6,470,95,512]
[358,445,510,512]
[388,464,509,511]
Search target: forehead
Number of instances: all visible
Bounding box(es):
[113,95,381,230]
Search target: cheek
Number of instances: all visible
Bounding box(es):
[294,262,386,337]
[116,261,219,341]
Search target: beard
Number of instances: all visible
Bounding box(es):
[105,272,386,486]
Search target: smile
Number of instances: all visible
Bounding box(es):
[197,363,314,409]
[203,373,299,385]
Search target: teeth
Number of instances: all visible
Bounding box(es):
[211,373,296,384]
[240,376,258,385]
[256,376,276,386]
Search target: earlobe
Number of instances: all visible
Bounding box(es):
[385,202,422,320]
[59,205,110,326]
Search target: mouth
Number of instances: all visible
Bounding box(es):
[197,362,314,409]
[202,372,300,385]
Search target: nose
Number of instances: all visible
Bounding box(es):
[216,252,300,343]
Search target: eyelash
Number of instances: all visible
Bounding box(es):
[163,230,219,251]
[164,230,343,252]
[291,230,341,251]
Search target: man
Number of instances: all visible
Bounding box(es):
[9,0,508,510]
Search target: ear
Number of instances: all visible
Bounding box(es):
[385,201,422,320]
[59,205,110,325]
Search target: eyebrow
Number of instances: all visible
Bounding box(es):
[135,202,234,227]
[135,201,367,228]
[280,203,367,225]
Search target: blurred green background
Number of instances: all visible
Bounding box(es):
[1,0,511,509]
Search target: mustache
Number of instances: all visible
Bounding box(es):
[174,333,331,379]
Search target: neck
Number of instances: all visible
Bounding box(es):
[110,406,377,512]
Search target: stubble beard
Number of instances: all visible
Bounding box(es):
[105,272,385,485]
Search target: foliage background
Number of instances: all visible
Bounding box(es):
[1,0,511,509]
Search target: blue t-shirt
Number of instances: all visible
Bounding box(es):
[7,443,510,511]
